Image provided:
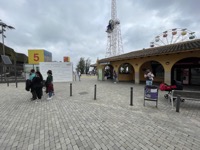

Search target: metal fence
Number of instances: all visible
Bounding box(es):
[0,64,26,86]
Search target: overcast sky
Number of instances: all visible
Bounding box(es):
[0,0,199,66]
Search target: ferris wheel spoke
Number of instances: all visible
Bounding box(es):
[166,37,169,44]
[174,34,181,43]
[154,43,161,46]
[159,38,167,45]
[170,35,174,44]
[182,36,188,42]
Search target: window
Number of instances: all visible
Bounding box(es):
[119,63,133,74]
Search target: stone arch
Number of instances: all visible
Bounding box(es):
[140,60,164,84]
[118,63,134,82]
[171,57,200,85]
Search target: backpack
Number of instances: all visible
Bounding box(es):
[25,79,31,91]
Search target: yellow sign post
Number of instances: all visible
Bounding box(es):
[28,49,52,64]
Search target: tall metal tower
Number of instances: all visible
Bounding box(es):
[106,0,123,57]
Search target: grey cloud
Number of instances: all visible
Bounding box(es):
[0,0,199,65]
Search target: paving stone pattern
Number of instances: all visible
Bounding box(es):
[0,75,200,150]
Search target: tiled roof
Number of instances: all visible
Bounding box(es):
[98,39,200,63]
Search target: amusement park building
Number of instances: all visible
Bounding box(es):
[0,43,28,64]
[97,39,200,86]
[0,42,28,77]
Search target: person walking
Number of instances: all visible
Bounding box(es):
[113,70,117,83]
[45,70,54,100]
[144,69,154,85]
[78,70,81,81]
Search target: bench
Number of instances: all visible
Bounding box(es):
[171,90,200,111]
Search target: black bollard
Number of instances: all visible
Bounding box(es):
[7,77,9,87]
[70,83,72,96]
[94,84,96,100]
[130,87,133,106]
[176,95,181,112]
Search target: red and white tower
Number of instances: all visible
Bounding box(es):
[106,0,123,57]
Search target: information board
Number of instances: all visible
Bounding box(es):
[39,62,73,82]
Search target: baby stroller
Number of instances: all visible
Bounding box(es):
[159,80,183,100]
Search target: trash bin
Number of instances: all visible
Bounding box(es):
[144,85,158,107]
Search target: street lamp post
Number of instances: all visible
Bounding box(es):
[0,21,15,55]
[0,20,15,83]
[1,26,5,55]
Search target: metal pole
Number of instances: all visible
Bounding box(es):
[75,73,76,81]
[1,26,6,82]
[94,84,96,100]
[130,87,133,106]
[2,26,5,55]
[1,22,15,84]
[176,95,181,112]
[7,66,9,87]
[14,56,18,88]
[70,83,72,96]
[1,64,2,82]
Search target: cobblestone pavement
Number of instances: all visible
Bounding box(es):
[0,75,200,150]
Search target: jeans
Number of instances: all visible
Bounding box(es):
[48,91,53,97]
[146,80,153,85]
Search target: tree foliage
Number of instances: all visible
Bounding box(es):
[76,57,91,74]
[85,58,91,74]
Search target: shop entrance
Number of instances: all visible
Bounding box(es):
[172,57,200,85]
[104,65,114,80]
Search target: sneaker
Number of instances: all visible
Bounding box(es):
[47,97,52,100]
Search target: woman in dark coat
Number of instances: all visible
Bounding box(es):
[45,70,54,100]
[32,71,43,99]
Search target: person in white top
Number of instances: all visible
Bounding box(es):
[144,69,154,85]
[78,71,81,81]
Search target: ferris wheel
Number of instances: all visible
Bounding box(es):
[150,28,196,47]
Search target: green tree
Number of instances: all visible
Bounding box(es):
[76,57,85,74]
[85,58,91,74]
[76,57,91,74]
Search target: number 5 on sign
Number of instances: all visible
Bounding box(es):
[28,50,44,64]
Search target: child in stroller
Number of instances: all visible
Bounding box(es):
[159,80,183,100]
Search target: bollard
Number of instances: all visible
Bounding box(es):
[130,87,133,106]
[176,95,181,112]
[94,84,96,100]
[70,83,72,96]
[15,76,18,88]
[7,77,9,87]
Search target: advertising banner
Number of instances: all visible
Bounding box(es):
[39,62,73,82]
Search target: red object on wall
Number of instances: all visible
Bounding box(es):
[63,56,70,62]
